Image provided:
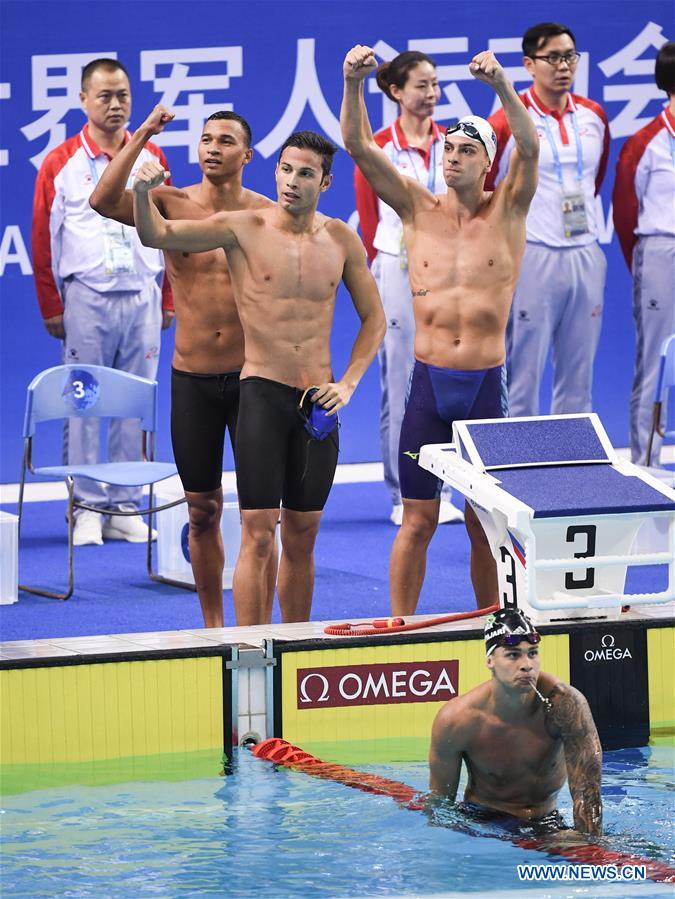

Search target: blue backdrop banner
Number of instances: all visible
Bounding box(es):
[0,0,671,480]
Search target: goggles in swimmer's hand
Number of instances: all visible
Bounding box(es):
[298,386,339,441]
[445,122,489,156]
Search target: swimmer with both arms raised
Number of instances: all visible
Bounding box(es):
[428,608,603,835]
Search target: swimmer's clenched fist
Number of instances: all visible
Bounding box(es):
[139,103,175,136]
[469,50,506,86]
[343,45,378,80]
[133,160,170,193]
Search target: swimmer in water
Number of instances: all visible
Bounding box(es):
[429,608,603,835]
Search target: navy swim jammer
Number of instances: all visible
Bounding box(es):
[398,360,508,500]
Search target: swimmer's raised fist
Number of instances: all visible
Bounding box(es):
[344,45,378,81]
[469,51,505,86]
[133,160,169,193]
[141,104,175,136]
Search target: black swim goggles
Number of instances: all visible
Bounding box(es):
[445,122,488,155]
[499,632,541,649]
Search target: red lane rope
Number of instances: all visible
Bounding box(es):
[323,603,499,637]
[253,737,675,883]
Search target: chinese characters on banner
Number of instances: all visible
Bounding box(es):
[15,23,670,169]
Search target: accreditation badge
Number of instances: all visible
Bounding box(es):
[102,220,136,275]
[399,232,408,270]
[561,191,589,238]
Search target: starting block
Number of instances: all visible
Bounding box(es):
[419,414,675,624]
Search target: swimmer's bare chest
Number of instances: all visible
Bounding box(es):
[231,226,345,318]
[466,722,565,801]
[161,192,232,289]
[406,208,519,298]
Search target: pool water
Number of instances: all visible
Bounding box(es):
[1,743,673,898]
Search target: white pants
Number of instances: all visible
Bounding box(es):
[62,277,163,510]
[630,236,675,465]
[373,252,451,507]
[507,241,607,416]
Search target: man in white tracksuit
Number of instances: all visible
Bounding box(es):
[486,22,610,416]
[613,41,675,466]
[32,58,173,546]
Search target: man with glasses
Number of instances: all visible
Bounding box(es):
[429,608,603,835]
[341,47,539,615]
[486,23,610,419]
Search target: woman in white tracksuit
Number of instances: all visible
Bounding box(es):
[354,50,462,526]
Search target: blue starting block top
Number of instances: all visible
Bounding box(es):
[446,415,675,517]
[495,464,675,518]
[462,416,609,469]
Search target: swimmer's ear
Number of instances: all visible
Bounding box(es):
[486,653,495,672]
[242,147,253,165]
[320,173,333,192]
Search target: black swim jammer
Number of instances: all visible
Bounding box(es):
[459,802,568,836]
[171,367,240,493]
[235,376,339,512]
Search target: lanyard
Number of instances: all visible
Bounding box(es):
[87,154,135,190]
[87,155,100,185]
[541,108,584,186]
[87,155,130,242]
[404,138,438,191]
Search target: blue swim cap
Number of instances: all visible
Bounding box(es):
[298,387,338,441]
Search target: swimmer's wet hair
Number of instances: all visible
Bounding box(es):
[375,51,436,103]
[522,22,576,58]
[81,58,130,91]
[278,131,338,179]
[656,41,675,95]
[205,111,253,148]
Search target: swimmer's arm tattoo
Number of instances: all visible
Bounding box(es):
[545,685,603,836]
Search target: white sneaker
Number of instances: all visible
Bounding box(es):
[438,500,464,525]
[73,511,103,546]
[102,512,157,543]
[389,504,404,526]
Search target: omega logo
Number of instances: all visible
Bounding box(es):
[296,661,459,709]
[584,633,632,662]
[298,673,329,703]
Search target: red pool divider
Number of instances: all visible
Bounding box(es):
[323,603,499,637]
[253,737,675,883]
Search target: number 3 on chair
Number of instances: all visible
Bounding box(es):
[565,524,597,589]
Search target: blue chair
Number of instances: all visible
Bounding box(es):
[646,333,675,469]
[17,364,185,600]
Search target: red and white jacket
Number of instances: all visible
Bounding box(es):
[486,89,610,248]
[355,118,447,263]
[32,124,173,320]
[612,107,675,269]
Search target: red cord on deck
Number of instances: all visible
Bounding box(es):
[253,738,675,883]
[323,604,499,636]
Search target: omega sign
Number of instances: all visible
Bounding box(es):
[584,633,633,662]
[296,661,459,709]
